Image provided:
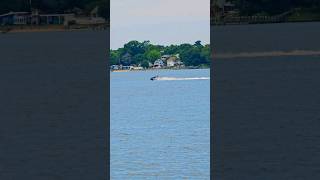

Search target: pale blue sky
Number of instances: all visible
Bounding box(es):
[110,0,210,49]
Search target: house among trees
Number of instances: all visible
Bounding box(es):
[152,54,183,68]
[0,7,106,26]
[0,12,31,25]
[68,6,106,26]
[167,57,177,67]
[167,56,183,68]
[153,59,164,69]
[0,10,73,26]
[212,0,237,17]
[110,65,120,70]
[161,55,170,61]
[110,40,210,70]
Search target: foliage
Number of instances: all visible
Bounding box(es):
[144,50,161,62]
[110,50,120,65]
[0,0,110,19]
[141,60,150,68]
[110,40,211,67]
[230,0,320,16]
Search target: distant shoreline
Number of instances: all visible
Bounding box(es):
[211,7,320,26]
[111,67,210,72]
[0,25,108,34]
[214,50,320,59]
[211,20,320,26]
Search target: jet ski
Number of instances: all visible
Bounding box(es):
[150,75,159,81]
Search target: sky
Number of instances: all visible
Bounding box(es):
[110,0,210,49]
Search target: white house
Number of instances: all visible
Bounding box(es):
[153,59,164,68]
[166,57,176,67]
[167,56,183,67]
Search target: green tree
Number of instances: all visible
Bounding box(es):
[132,54,144,65]
[201,44,211,65]
[144,49,161,62]
[120,53,132,66]
[141,60,150,69]
[110,50,120,65]
[180,41,208,66]
[110,41,210,67]
[123,40,146,56]
[164,45,179,55]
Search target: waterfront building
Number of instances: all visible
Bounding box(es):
[212,0,237,17]
[153,59,164,68]
[167,57,178,67]
[0,12,30,25]
[111,65,120,70]
[0,7,106,26]
[167,56,183,67]
[39,14,75,25]
[161,55,170,61]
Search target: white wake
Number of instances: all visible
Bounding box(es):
[155,77,210,81]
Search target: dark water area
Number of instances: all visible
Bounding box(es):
[212,22,320,54]
[0,30,108,180]
[212,23,320,179]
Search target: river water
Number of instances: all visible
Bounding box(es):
[213,22,320,179]
[0,30,108,179]
[111,69,210,179]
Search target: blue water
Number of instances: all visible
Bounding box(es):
[111,69,210,179]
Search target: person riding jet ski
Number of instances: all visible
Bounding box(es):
[150,75,159,81]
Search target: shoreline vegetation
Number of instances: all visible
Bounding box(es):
[0,0,109,19]
[1,1,319,32]
[211,0,320,25]
[0,24,108,34]
[110,41,210,72]
[111,67,210,72]
[0,0,109,33]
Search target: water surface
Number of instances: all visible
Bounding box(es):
[212,22,320,179]
[111,69,210,179]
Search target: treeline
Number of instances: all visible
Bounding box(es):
[0,0,109,19]
[230,0,320,15]
[110,41,211,68]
